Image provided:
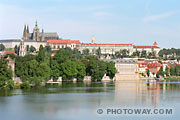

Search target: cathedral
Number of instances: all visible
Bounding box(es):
[22,21,59,41]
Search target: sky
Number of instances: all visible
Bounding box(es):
[0,0,180,48]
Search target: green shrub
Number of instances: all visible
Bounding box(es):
[20,81,30,89]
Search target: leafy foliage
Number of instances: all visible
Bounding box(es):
[0,44,5,51]
[0,58,13,89]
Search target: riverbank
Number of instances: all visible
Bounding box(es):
[165,76,180,81]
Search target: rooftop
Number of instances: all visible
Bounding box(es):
[82,43,133,46]
[134,46,160,49]
[0,39,21,42]
[47,39,81,44]
[105,59,138,64]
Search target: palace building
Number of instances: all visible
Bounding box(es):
[79,36,160,55]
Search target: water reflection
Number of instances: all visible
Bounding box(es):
[1,80,180,120]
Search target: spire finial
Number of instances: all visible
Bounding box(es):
[35,20,38,27]
[23,24,27,38]
[27,24,29,33]
[91,35,95,44]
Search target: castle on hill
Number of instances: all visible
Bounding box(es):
[0,21,161,56]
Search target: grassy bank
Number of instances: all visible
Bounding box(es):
[165,76,180,80]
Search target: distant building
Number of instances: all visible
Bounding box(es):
[19,40,26,56]
[47,39,81,50]
[106,59,139,80]
[133,42,160,56]
[80,37,160,56]
[0,51,17,58]
[7,56,15,77]
[147,62,162,75]
[80,36,134,55]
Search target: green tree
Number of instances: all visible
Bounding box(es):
[45,46,51,53]
[174,65,179,76]
[53,49,75,64]
[0,58,13,89]
[106,62,117,79]
[165,67,169,76]
[75,61,86,81]
[141,50,147,58]
[36,45,45,63]
[14,45,19,55]
[159,66,164,77]
[0,44,5,51]
[30,46,36,53]
[73,48,82,59]
[170,66,174,76]
[50,60,62,80]
[26,45,30,53]
[82,49,89,56]
[96,47,101,57]
[83,57,107,81]
[146,69,150,77]
[61,60,78,80]
[36,62,51,81]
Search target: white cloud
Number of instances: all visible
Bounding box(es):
[143,12,175,22]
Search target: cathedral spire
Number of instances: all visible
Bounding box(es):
[23,24,27,37]
[35,20,38,27]
[27,25,29,34]
[34,20,39,30]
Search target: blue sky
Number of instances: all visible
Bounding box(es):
[0,0,180,48]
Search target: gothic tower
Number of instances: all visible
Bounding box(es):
[33,20,40,41]
[22,24,30,40]
[27,25,29,34]
[22,24,27,40]
[19,39,26,56]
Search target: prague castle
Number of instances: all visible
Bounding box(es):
[0,21,160,56]
[22,21,59,41]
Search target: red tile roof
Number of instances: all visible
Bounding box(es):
[51,53,56,56]
[134,46,160,48]
[1,51,17,56]
[47,39,81,44]
[82,43,133,46]
[147,62,162,68]
[139,63,146,68]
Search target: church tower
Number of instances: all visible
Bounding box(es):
[33,20,40,41]
[19,39,26,56]
[91,36,95,44]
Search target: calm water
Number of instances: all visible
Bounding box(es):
[0,80,180,120]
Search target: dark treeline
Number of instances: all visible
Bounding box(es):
[159,48,180,60]
[0,45,116,89]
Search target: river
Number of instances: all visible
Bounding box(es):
[0,80,180,120]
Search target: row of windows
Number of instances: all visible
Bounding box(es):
[52,44,77,49]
